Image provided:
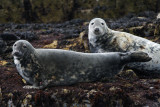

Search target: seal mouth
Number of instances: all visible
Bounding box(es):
[12,51,23,58]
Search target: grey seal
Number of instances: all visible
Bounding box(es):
[12,40,151,89]
[88,18,160,76]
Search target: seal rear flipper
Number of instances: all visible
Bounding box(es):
[23,83,48,89]
[23,80,49,89]
[120,51,152,64]
[23,85,43,89]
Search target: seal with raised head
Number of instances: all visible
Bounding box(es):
[88,18,160,76]
[12,40,151,89]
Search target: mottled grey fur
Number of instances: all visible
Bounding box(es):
[88,18,160,76]
[12,40,151,89]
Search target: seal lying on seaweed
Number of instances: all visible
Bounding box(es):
[88,18,160,75]
[12,40,151,89]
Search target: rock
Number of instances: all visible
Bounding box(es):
[107,11,160,38]
[43,40,58,49]
[157,13,160,19]
[138,11,157,19]
[40,29,54,35]
[0,1,159,23]
[0,39,7,54]
[79,31,89,52]
[22,94,32,107]
[117,69,139,81]
[15,31,38,41]
[0,33,19,40]
[109,12,153,29]
[0,88,2,102]
[0,60,8,66]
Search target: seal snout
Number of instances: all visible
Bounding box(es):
[94,28,99,33]
[94,28,101,35]
[12,50,23,57]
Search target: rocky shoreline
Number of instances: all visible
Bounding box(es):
[1,11,160,106]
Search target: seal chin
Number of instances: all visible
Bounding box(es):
[93,28,104,36]
[94,32,105,37]
[94,31,101,35]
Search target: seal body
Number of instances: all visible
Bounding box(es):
[12,40,151,89]
[88,18,160,75]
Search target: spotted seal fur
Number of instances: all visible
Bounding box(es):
[12,40,151,89]
[88,18,160,75]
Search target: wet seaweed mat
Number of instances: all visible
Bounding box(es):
[1,65,160,106]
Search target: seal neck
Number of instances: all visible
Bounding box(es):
[96,31,114,44]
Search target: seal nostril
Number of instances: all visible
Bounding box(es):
[15,52,19,56]
[95,28,99,32]
[13,51,21,57]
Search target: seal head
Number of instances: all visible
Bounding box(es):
[12,40,35,59]
[88,18,112,52]
[12,40,39,86]
[88,18,109,40]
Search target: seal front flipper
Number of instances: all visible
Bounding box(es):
[120,51,152,64]
[129,51,152,62]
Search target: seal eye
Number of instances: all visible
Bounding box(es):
[23,45,27,49]
[101,23,104,25]
[14,44,16,47]
[91,23,94,25]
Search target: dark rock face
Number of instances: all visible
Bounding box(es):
[14,31,37,40]
[0,39,6,54]
[0,32,37,55]
[107,11,160,38]
[0,33,19,40]
[0,11,159,55]
[109,11,155,29]
[0,0,160,23]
